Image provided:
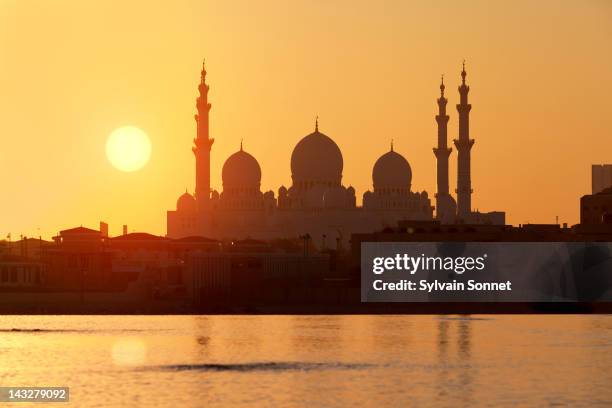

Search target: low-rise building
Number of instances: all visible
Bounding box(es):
[188,249,330,306]
[581,187,612,226]
[43,226,112,290]
[0,255,46,288]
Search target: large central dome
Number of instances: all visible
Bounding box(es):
[222,148,261,189]
[372,148,412,191]
[291,126,343,186]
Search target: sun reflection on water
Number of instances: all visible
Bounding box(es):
[111,337,147,366]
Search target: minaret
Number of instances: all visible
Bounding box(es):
[193,61,214,210]
[433,75,452,220]
[453,61,475,220]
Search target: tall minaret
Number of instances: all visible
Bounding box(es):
[433,75,452,221]
[193,61,214,210]
[453,61,475,220]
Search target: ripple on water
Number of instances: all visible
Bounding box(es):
[149,361,374,372]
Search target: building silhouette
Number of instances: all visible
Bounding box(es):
[581,168,612,228]
[193,62,215,214]
[167,61,504,242]
[581,188,612,226]
[580,168,612,228]
[433,75,456,223]
[592,164,612,194]
[454,61,475,220]
[0,254,45,289]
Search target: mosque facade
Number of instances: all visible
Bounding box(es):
[167,62,503,244]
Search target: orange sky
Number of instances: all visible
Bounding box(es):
[1,0,611,239]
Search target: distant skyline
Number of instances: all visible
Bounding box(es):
[1,0,611,238]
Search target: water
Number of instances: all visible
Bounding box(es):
[0,315,611,407]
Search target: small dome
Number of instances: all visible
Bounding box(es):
[291,127,343,184]
[222,149,261,189]
[177,191,196,212]
[372,149,412,190]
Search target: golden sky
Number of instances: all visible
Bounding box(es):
[1,0,611,238]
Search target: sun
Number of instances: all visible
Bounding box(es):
[106,126,151,172]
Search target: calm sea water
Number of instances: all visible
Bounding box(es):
[0,315,611,407]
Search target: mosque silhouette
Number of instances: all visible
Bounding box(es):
[167,61,504,243]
